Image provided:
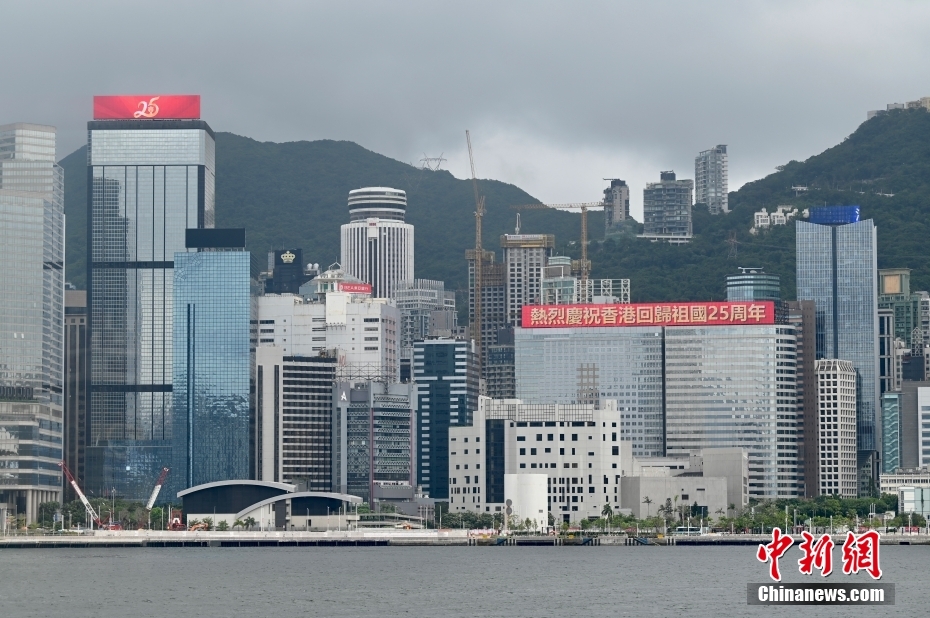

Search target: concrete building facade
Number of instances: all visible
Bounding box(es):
[501,234,555,327]
[640,171,693,243]
[815,359,858,497]
[448,398,622,523]
[254,292,400,382]
[694,145,728,215]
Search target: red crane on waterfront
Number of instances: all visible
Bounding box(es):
[58,460,122,530]
[146,467,170,510]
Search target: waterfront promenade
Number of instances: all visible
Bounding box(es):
[1,530,928,549]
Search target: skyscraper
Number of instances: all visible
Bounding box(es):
[665,325,801,499]
[63,291,89,503]
[254,348,337,488]
[796,207,879,493]
[332,381,415,502]
[340,187,414,299]
[501,234,554,327]
[515,325,665,458]
[0,122,65,522]
[467,250,506,372]
[413,339,478,500]
[815,359,858,497]
[171,229,251,493]
[787,300,818,498]
[395,279,456,359]
[695,145,728,215]
[640,171,693,243]
[86,95,213,499]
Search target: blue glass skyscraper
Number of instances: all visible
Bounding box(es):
[86,108,214,499]
[796,208,879,492]
[171,229,250,494]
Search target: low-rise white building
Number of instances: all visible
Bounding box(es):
[448,397,622,524]
[880,468,930,495]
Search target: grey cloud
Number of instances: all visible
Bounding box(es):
[3,0,929,217]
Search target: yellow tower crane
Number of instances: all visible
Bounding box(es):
[466,130,486,373]
[509,201,604,287]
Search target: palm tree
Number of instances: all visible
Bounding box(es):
[642,496,653,518]
[602,503,613,534]
[243,516,257,530]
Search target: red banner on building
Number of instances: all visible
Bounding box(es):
[338,282,372,294]
[93,95,201,120]
[521,301,775,328]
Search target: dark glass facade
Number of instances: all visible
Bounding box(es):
[87,120,215,500]
[63,292,88,502]
[796,219,879,479]
[413,340,478,499]
[171,250,250,494]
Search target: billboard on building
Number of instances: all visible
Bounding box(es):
[93,95,201,120]
[521,301,775,328]
[339,282,372,294]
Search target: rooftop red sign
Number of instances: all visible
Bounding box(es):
[521,301,775,328]
[339,282,372,294]
[93,95,201,120]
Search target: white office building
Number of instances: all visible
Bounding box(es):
[502,234,554,327]
[815,359,858,497]
[254,292,400,381]
[340,187,414,299]
[694,145,728,215]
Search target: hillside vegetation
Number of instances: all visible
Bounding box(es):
[587,108,930,301]
[61,135,593,291]
[62,109,930,301]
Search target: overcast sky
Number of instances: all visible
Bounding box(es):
[4,1,929,219]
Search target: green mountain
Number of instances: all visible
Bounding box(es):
[61,134,595,291]
[589,108,930,301]
[61,108,930,302]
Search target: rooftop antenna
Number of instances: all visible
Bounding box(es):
[515,212,521,234]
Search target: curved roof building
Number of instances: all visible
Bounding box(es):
[341,187,413,299]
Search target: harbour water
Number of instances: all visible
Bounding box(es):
[0,545,925,616]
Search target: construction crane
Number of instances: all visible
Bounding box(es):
[146,467,170,510]
[58,460,121,530]
[466,130,487,373]
[510,201,604,286]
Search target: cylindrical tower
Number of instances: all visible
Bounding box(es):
[340,187,414,299]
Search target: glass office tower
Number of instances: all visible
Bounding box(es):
[0,123,65,523]
[515,326,664,457]
[87,118,215,499]
[171,230,250,495]
[796,212,879,492]
[0,123,65,405]
[664,325,801,499]
[413,339,478,500]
